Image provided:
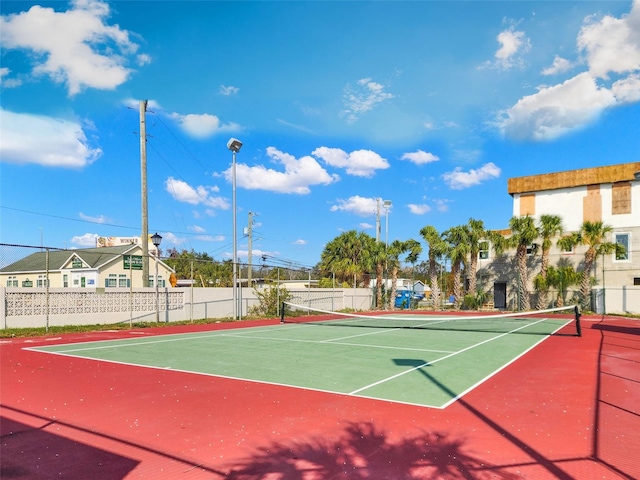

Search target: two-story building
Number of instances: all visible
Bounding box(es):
[1,244,174,289]
[477,161,640,314]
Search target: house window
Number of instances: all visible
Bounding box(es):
[63,274,68,288]
[36,275,49,287]
[118,274,128,287]
[614,233,630,261]
[6,276,18,287]
[479,241,489,260]
[634,278,640,286]
[106,274,118,287]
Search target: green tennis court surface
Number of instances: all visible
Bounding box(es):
[26,314,573,408]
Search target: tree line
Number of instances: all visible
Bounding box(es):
[317,216,623,312]
[163,216,623,312]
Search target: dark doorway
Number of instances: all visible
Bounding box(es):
[494,282,506,309]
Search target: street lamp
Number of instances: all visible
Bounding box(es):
[151,232,162,322]
[227,138,242,320]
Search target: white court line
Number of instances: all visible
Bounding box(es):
[348,317,554,396]
[219,332,454,354]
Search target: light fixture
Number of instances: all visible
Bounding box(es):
[151,232,162,248]
[227,138,243,153]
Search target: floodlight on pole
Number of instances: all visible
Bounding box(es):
[151,232,162,322]
[227,138,242,320]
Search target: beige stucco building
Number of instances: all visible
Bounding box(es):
[477,161,640,313]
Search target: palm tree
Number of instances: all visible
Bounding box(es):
[465,218,486,297]
[419,225,448,310]
[558,221,621,310]
[319,230,374,287]
[545,264,580,307]
[370,239,387,309]
[403,239,422,308]
[506,216,539,311]
[535,214,564,310]
[386,239,422,309]
[443,225,470,310]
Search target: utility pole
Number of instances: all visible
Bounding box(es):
[247,211,254,286]
[140,100,149,287]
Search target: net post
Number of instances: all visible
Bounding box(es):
[280,302,285,324]
[574,305,582,337]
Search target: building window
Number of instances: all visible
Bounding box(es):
[119,274,128,287]
[6,276,18,287]
[561,243,574,254]
[612,181,631,215]
[479,241,489,260]
[106,274,117,287]
[614,233,630,261]
[526,244,537,256]
[63,274,68,287]
[37,275,49,287]
[634,278,640,286]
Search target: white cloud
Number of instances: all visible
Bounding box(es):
[228,147,339,194]
[542,55,575,76]
[442,162,501,190]
[498,73,616,141]
[71,233,98,247]
[407,204,431,215]
[433,199,451,212]
[342,77,394,122]
[292,239,307,245]
[161,232,185,246]
[195,234,224,242]
[189,225,206,233]
[330,195,378,217]
[400,150,439,166]
[170,112,240,139]
[0,0,146,95]
[0,108,102,167]
[165,177,229,209]
[482,26,531,70]
[578,0,640,79]
[612,73,640,103]
[359,222,374,229]
[79,212,108,223]
[220,85,239,96]
[0,66,22,88]
[312,147,389,177]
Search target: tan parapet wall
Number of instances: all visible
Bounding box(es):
[508,161,640,195]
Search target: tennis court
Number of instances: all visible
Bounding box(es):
[2,310,638,479]
[25,306,579,409]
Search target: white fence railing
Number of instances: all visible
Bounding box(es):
[0,286,374,329]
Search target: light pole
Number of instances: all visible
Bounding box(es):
[227,138,243,320]
[151,232,162,322]
[383,200,391,308]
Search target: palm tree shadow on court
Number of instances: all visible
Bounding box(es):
[225,420,520,480]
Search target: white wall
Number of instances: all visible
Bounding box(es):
[512,182,640,232]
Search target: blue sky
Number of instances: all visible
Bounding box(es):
[1,0,640,269]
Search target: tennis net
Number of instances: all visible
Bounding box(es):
[281,302,582,337]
